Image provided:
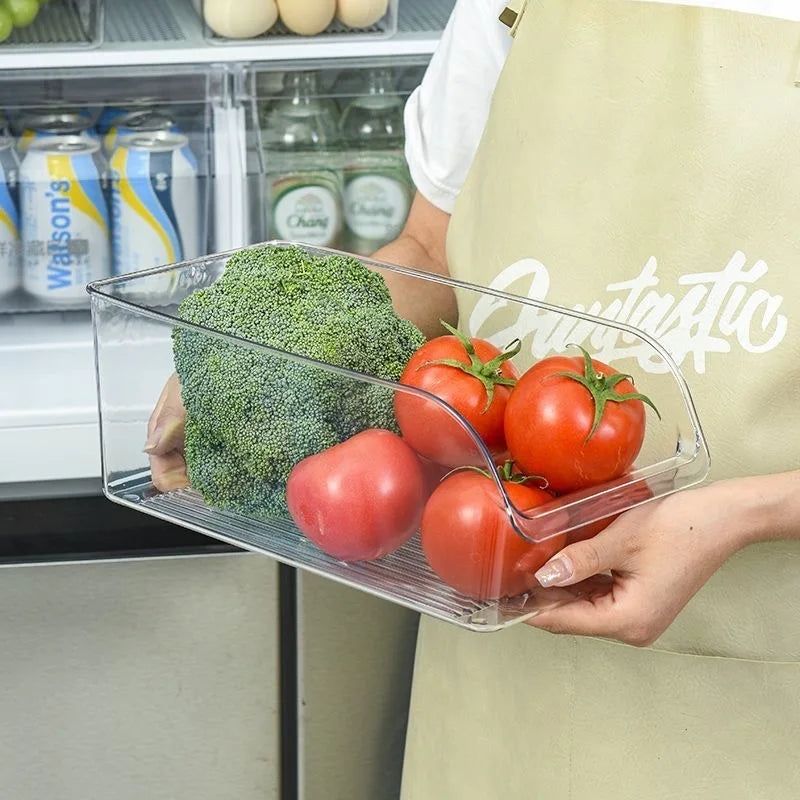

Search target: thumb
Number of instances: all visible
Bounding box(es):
[534,530,626,588]
[144,414,185,456]
[145,373,186,455]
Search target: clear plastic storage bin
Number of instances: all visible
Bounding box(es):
[0,0,103,49]
[196,0,398,44]
[0,67,222,314]
[239,59,427,252]
[89,241,710,631]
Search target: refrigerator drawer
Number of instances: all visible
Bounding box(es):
[0,65,228,315]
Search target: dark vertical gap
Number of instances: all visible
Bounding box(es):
[279,564,299,800]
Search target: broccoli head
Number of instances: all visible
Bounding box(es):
[172,244,426,518]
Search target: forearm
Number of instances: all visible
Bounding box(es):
[713,470,800,549]
[370,193,457,340]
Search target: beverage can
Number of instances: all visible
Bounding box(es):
[20,136,111,304]
[7,105,94,137]
[104,110,180,157]
[17,111,100,153]
[0,136,21,296]
[109,131,201,291]
[96,98,161,135]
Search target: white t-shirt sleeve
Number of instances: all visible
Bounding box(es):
[404,0,512,214]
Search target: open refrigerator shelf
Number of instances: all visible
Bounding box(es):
[0,0,456,70]
[1,0,102,50]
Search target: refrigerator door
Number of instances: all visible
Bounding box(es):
[296,573,418,800]
[0,5,458,799]
[0,553,281,800]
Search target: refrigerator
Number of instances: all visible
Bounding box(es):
[0,1,455,798]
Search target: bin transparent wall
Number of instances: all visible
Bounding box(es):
[0,66,225,314]
[198,0,398,44]
[0,0,103,50]
[90,242,709,631]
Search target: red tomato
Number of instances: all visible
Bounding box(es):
[504,347,658,493]
[395,323,520,468]
[418,456,451,497]
[421,471,567,601]
[286,429,427,562]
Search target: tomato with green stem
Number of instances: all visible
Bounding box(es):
[421,461,567,601]
[395,321,520,468]
[504,345,660,494]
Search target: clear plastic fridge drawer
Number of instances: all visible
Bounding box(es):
[88,241,710,632]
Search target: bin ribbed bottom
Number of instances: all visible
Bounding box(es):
[131,486,516,629]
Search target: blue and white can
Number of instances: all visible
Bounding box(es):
[104,110,180,157]
[17,111,100,154]
[0,136,21,296]
[7,105,95,137]
[20,136,111,304]
[96,99,162,135]
[110,131,201,284]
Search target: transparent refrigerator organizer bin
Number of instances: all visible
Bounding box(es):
[197,0,398,44]
[1,82,217,314]
[0,0,103,49]
[89,241,710,632]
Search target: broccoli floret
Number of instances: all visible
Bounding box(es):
[172,244,426,518]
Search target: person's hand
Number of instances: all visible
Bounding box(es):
[527,481,751,646]
[144,372,189,492]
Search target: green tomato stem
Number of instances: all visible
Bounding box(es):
[417,320,520,414]
[458,460,548,489]
[554,344,661,444]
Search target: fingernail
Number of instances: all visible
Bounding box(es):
[535,556,574,588]
[143,427,162,454]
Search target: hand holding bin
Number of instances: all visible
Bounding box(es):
[88,241,710,632]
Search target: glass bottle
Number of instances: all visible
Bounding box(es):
[339,67,413,256]
[262,71,343,248]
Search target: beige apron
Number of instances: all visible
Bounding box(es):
[402,2,800,797]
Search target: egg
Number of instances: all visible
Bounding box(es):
[201,0,278,39]
[336,0,389,29]
[277,0,336,36]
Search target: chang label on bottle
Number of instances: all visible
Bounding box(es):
[342,161,412,255]
[270,172,342,248]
